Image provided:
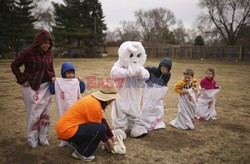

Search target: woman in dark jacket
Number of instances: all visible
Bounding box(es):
[11,30,55,148]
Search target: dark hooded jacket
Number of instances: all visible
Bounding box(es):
[145,58,172,86]
[11,30,55,91]
[49,62,85,94]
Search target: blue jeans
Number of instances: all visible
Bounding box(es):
[67,123,107,157]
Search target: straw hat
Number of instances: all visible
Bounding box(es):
[92,84,121,101]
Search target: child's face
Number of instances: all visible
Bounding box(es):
[184,74,192,82]
[65,70,75,79]
[205,71,213,79]
[160,66,169,74]
[40,40,51,52]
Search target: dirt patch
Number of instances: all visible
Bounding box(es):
[143,129,204,152]
[220,123,249,133]
[14,96,23,100]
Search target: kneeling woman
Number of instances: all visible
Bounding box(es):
[56,84,120,161]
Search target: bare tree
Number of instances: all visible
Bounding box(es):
[32,0,54,31]
[34,7,54,31]
[106,30,118,42]
[185,28,200,45]
[118,21,142,41]
[193,22,222,45]
[198,0,250,45]
[172,20,187,44]
[108,21,141,42]
[134,8,176,42]
[238,25,250,46]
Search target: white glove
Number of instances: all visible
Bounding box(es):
[127,63,140,77]
[138,66,149,79]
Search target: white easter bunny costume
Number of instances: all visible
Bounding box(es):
[110,41,149,137]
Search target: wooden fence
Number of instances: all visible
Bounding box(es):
[145,46,250,60]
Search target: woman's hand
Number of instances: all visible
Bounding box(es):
[51,77,56,82]
[22,81,29,87]
[111,136,118,143]
[106,138,117,151]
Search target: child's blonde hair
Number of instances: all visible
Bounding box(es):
[206,68,215,77]
[183,69,194,77]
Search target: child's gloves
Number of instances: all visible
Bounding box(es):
[146,79,154,87]
[77,77,83,82]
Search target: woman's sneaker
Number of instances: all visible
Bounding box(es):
[58,141,68,147]
[72,150,95,161]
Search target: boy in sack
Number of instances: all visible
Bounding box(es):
[49,62,85,146]
[170,69,198,129]
[141,58,172,130]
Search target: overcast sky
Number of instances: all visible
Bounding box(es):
[51,0,202,30]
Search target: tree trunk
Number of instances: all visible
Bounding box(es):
[15,37,20,57]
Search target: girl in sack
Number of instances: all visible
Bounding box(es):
[195,68,220,120]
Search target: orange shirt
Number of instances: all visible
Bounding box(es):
[175,78,197,94]
[56,95,103,140]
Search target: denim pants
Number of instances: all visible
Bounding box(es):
[67,123,107,157]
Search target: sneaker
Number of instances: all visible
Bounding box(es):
[72,150,95,161]
[58,141,68,147]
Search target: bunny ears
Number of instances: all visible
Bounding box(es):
[111,135,126,155]
[103,134,126,155]
[117,41,147,68]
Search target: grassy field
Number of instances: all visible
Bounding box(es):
[0,57,250,164]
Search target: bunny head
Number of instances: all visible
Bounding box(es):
[111,135,126,155]
[118,41,147,68]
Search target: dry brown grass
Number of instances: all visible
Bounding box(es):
[0,57,250,164]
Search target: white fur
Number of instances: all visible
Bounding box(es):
[111,41,149,138]
[112,129,127,140]
[111,135,126,154]
[130,125,147,138]
[118,41,147,68]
